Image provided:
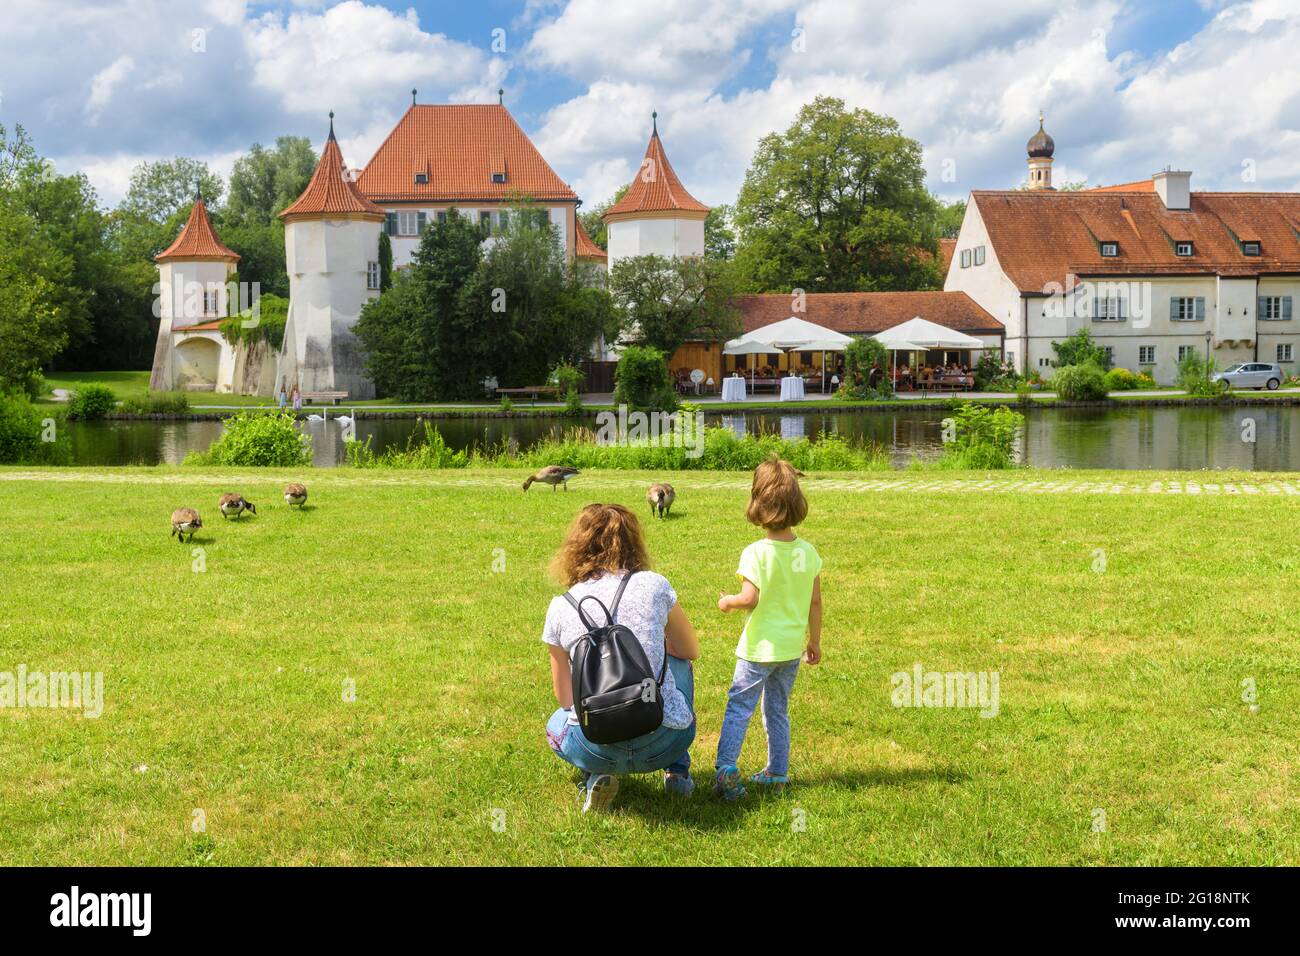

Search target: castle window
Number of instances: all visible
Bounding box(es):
[1100,242,1119,257]
[1279,344,1294,363]
[1178,345,1199,361]
[1170,296,1205,322]
[480,211,492,228]
[367,262,380,290]
[1175,242,1193,256]
[1243,241,1261,256]
[203,289,219,315]
[436,211,448,224]
[1093,296,1124,321]
[1259,296,1291,320]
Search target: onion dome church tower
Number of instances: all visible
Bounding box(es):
[277,113,386,399]
[1026,111,1055,191]
[602,112,709,271]
[150,193,241,392]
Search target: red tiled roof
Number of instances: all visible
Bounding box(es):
[575,219,607,260]
[280,128,385,222]
[1085,179,1155,193]
[356,104,578,204]
[972,190,1300,293]
[178,319,225,332]
[604,129,708,220]
[734,292,1004,336]
[155,199,240,262]
[938,238,956,274]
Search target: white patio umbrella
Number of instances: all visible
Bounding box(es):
[722,338,771,391]
[729,318,852,393]
[876,317,986,392]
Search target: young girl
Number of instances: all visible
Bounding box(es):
[715,456,823,799]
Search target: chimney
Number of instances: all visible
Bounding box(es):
[1153,168,1192,210]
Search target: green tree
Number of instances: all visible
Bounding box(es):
[705,203,737,260]
[933,199,966,239]
[0,200,70,393]
[609,254,741,356]
[220,137,316,297]
[119,157,224,224]
[378,231,393,292]
[1051,329,1111,370]
[733,96,943,293]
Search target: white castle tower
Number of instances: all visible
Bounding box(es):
[277,113,386,399]
[603,112,709,271]
[149,193,241,392]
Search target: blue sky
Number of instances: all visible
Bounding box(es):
[2,0,1296,209]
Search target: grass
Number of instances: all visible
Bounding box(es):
[0,465,1296,865]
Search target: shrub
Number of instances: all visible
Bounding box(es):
[613,345,677,412]
[499,394,513,412]
[1177,352,1227,398]
[0,393,44,463]
[65,383,118,420]
[188,412,311,467]
[937,402,1022,469]
[1052,362,1108,401]
[1051,329,1111,370]
[837,337,891,400]
[119,392,190,415]
[1103,367,1140,391]
[550,363,584,416]
[346,422,469,469]
[219,293,289,350]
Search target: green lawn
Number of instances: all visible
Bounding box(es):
[1,466,1296,865]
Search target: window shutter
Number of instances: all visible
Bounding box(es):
[385,212,397,235]
[1093,295,1100,319]
[1285,297,1293,320]
[1169,298,1178,321]
[417,211,427,234]
[1118,297,1126,321]
[1195,297,1206,321]
[1258,296,1267,318]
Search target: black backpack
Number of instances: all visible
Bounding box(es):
[564,572,667,744]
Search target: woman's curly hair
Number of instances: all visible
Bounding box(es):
[551,503,651,587]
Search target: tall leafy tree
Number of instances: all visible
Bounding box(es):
[577,184,629,251]
[704,203,737,260]
[733,96,943,293]
[221,137,316,298]
[608,254,741,356]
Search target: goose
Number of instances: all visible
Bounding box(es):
[522,465,580,492]
[283,483,308,508]
[218,493,256,520]
[170,508,202,543]
[647,482,675,519]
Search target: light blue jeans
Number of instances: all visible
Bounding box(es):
[546,656,695,778]
[715,657,801,777]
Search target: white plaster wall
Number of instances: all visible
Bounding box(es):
[943,199,1026,370]
[607,216,705,271]
[385,204,576,267]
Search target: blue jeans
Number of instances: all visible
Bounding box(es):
[546,656,695,777]
[715,657,801,777]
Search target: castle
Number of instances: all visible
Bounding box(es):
[152,105,1300,394]
[149,99,700,398]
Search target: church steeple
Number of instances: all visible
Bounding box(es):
[1026,111,1056,191]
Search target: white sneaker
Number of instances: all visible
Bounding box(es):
[582,774,619,813]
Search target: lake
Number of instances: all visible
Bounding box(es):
[61,405,1300,471]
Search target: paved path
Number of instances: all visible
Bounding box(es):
[4,469,1298,498]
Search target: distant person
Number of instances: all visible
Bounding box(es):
[278,384,287,410]
[291,384,302,413]
[715,456,823,800]
[542,504,702,813]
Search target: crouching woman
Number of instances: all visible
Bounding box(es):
[542,503,701,813]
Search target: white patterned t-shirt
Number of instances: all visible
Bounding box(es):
[542,571,692,730]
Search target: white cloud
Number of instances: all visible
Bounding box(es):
[86,55,135,122]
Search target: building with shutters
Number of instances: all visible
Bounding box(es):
[944,116,1300,384]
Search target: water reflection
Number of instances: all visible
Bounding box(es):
[60,405,1300,472]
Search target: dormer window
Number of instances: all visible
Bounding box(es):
[1175,242,1193,257]
[491,172,506,184]
[1100,242,1119,258]
[414,172,428,184]
[1243,241,1261,256]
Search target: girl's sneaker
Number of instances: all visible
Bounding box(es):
[749,769,790,788]
[581,774,619,813]
[713,766,746,801]
[664,772,695,797]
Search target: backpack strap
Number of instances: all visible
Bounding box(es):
[608,571,636,620]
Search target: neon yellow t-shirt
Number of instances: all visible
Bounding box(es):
[735,537,822,663]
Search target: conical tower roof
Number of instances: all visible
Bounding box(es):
[604,115,708,222]
[155,198,240,262]
[279,115,385,222]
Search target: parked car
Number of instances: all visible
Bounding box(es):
[1211,363,1284,390]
